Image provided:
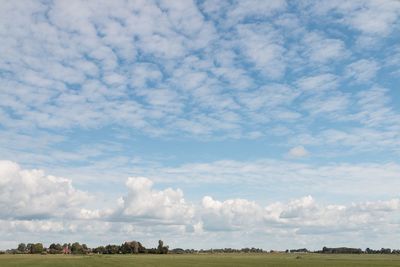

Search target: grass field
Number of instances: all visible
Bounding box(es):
[1,253,400,267]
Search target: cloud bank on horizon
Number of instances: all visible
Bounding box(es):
[0,0,400,249]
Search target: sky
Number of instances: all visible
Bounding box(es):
[0,0,400,251]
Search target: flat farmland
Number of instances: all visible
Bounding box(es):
[1,253,400,267]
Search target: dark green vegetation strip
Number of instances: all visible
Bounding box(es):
[1,254,400,267]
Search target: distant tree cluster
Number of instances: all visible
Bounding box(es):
[287,248,309,253]
[6,241,266,255]
[12,242,89,255]
[92,241,147,254]
[197,247,264,254]
[286,247,400,255]
[316,247,400,254]
[15,243,44,254]
[8,240,168,255]
[365,248,400,254]
[321,247,363,254]
[92,240,168,255]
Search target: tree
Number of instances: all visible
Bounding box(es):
[49,243,63,254]
[157,240,163,254]
[82,244,89,254]
[131,242,139,254]
[137,242,146,253]
[29,243,43,254]
[121,242,132,254]
[93,246,106,254]
[71,242,84,254]
[17,243,26,253]
[157,240,169,254]
[121,241,139,254]
[26,243,33,253]
[105,244,120,254]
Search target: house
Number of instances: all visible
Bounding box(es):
[62,245,71,254]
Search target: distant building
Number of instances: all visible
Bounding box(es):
[63,246,71,254]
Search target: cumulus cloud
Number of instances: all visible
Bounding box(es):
[196,193,400,240]
[266,196,400,236]
[0,161,90,220]
[111,177,194,225]
[1,161,400,249]
[200,196,263,231]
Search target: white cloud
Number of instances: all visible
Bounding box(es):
[111,177,194,225]
[344,1,400,36]
[343,87,400,129]
[269,196,400,232]
[228,0,287,24]
[308,0,400,36]
[239,84,299,111]
[196,193,400,244]
[201,0,286,28]
[135,159,400,200]
[288,146,309,158]
[296,127,400,155]
[0,161,89,220]
[301,93,349,117]
[236,24,286,79]
[200,196,263,231]
[296,73,338,91]
[0,0,398,149]
[0,220,66,233]
[0,0,311,141]
[345,59,379,83]
[302,32,347,63]
[0,161,400,249]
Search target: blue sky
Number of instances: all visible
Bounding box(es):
[0,0,400,250]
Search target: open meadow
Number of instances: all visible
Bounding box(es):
[1,253,400,267]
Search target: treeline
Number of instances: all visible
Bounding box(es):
[6,240,169,255]
[92,240,169,255]
[317,247,400,254]
[286,247,400,254]
[286,248,309,253]
[5,241,265,255]
[319,247,363,254]
[171,247,264,254]
[3,243,400,255]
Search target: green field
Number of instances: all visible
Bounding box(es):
[1,254,400,267]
